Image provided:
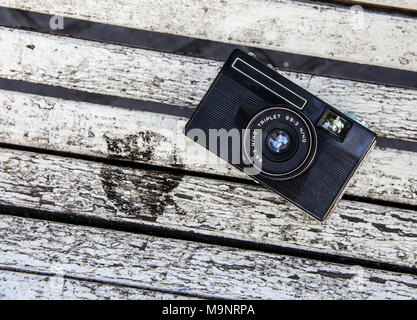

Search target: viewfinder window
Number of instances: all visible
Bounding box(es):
[318,109,352,141]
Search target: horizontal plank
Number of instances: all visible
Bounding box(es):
[0,27,416,143]
[1,214,416,299]
[335,0,417,11]
[0,147,416,268]
[1,0,416,71]
[0,269,191,299]
[1,90,416,205]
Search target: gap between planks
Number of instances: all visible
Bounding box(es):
[0,146,416,270]
[333,0,417,12]
[0,15,412,282]
[0,268,194,300]
[0,24,415,268]
[0,27,415,206]
[0,89,416,206]
[0,0,416,71]
[0,27,416,142]
[0,213,416,299]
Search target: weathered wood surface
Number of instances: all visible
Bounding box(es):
[0,269,191,300]
[1,0,416,71]
[337,0,417,11]
[0,1,416,300]
[1,89,416,206]
[1,147,416,268]
[0,27,416,142]
[1,214,416,299]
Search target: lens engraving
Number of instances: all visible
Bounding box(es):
[243,105,317,180]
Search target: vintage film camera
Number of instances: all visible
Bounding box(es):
[185,50,376,220]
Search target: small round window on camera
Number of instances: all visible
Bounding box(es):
[322,115,345,134]
[318,109,352,140]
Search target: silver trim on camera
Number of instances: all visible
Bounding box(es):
[323,137,377,221]
[232,58,307,110]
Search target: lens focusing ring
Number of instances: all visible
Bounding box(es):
[243,105,317,180]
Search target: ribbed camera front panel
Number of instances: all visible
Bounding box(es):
[262,131,358,220]
[186,74,270,162]
[186,69,361,221]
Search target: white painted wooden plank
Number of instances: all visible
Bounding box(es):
[336,0,417,11]
[0,0,416,71]
[0,269,191,299]
[0,90,415,205]
[0,27,415,142]
[0,214,416,299]
[0,148,416,268]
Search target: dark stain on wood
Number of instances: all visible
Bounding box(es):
[339,214,366,223]
[103,131,163,162]
[101,130,186,218]
[372,223,417,237]
[391,214,417,224]
[100,166,183,219]
[208,258,257,272]
[129,241,148,251]
[103,131,185,168]
[401,281,417,289]
[315,269,355,280]
[369,277,386,284]
[174,193,193,201]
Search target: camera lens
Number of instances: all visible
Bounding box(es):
[266,130,291,154]
[243,105,317,180]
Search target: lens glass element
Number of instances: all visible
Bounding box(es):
[243,106,317,179]
[267,130,291,154]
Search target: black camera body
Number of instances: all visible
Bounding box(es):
[185,49,376,221]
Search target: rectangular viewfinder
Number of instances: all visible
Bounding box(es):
[232,58,307,109]
[318,109,353,141]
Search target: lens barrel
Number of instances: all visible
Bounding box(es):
[243,105,317,180]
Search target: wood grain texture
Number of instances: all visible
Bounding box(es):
[0,148,416,268]
[0,0,416,71]
[0,269,191,299]
[0,27,416,142]
[335,0,417,11]
[1,214,417,299]
[0,89,415,205]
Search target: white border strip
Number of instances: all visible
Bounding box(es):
[232,58,307,110]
